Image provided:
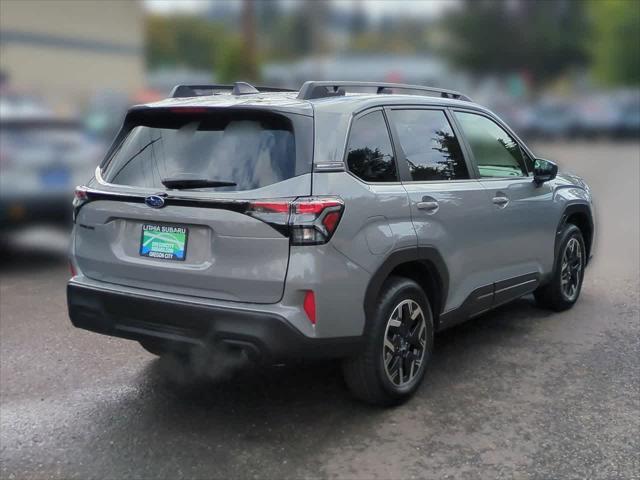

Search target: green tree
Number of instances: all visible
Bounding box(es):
[145,15,226,71]
[589,0,640,86]
[216,35,260,83]
[442,0,590,87]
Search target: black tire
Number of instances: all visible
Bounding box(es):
[342,276,434,406]
[139,340,170,357]
[535,224,586,311]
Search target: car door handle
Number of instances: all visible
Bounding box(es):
[416,201,439,211]
[492,196,509,207]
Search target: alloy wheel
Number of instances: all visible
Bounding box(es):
[561,237,583,301]
[382,299,427,387]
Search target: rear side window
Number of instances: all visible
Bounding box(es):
[389,109,469,181]
[346,111,398,183]
[102,110,309,192]
[454,111,527,178]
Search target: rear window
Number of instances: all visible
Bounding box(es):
[101,110,310,192]
[345,110,398,183]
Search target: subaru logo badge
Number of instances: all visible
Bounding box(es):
[145,195,165,209]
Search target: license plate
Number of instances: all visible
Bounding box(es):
[40,167,70,187]
[140,224,188,261]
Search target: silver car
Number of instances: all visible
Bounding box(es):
[0,95,101,230]
[67,81,595,405]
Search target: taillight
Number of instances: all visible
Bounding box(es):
[73,186,89,204]
[69,261,77,278]
[245,197,344,245]
[290,197,344,245]
[72,186,89,222]
[245,199,292,236]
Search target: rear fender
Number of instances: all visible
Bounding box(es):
[363,247,448,332]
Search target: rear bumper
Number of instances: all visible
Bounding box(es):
[67,281,362,361]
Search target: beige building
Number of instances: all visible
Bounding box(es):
[0,0,144,110]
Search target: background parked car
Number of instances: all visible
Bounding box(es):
[526,99,578,141]
[0,94,101,232]
[573,95,622,139]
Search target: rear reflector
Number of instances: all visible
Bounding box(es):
[303,290,316,325]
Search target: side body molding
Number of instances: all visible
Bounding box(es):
[364,247,544,333]
[438,272,540,331]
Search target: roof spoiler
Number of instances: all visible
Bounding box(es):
[297,81,472,102]
[170,82,296,98]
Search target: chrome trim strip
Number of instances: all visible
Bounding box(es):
[494,278,538,295]
[477,291,494,300]
[314,162,346,172]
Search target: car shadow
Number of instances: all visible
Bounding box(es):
[127,296,551,414]
[66,295,558,477]
[141,295,549,410]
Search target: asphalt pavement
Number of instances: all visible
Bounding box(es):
[1,142,639,479]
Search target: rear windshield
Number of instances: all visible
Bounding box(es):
[101,110,310,192]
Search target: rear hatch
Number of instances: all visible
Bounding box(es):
[73,106,313,303]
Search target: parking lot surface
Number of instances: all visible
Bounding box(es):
[1,142,639,479]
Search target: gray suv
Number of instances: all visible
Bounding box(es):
[67,81,595,405]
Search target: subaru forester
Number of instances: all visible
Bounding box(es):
[68,81,595,405]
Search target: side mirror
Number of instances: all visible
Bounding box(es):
[533,158,558,185]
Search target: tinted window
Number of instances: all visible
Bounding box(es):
[389,109,469,181]
[346,111,398,182]
[455,111,527,178]
[103,112,304,192]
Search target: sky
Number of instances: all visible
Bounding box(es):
[144,0,454,19]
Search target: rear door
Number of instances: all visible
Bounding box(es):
[73,107,313,303]
[452,109,556,301]
[386,107,497,314]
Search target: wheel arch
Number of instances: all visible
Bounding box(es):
[364,247,449,332]
[557,203,594,265]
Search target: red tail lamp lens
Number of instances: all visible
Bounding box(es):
[294,199,342,215]
[243,197,344,245]
[249,201,291,213]
[290,197,344,245]
[303,290,316,325]
[74,186,88,202]
[321,211,341,235]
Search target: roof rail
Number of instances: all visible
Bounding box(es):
[170,82,296,98]
[297,81,472,102]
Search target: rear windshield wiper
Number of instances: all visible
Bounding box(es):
[161,177,237,189]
